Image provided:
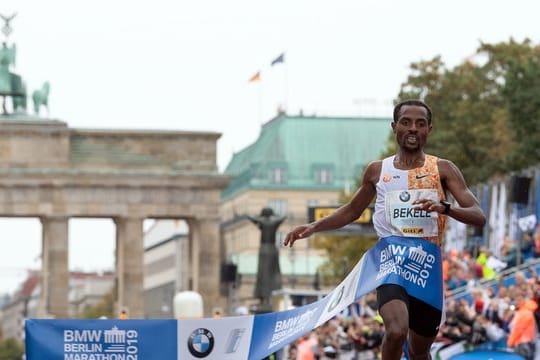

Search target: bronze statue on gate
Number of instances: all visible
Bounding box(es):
[0,13,50,116]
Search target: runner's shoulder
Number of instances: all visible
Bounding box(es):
[365,160,383,172]
[364,160,383,182]
[436,158,461,178]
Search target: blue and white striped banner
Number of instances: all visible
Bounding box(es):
[26,236,442,360]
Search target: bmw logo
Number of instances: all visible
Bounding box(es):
[399,191,410,202]
[328,286,345,312]
[188,328,214,358]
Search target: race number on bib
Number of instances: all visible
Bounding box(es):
[385,189,439,237]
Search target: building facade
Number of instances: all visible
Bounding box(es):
[143,220,188,318]
[1,271,115,344]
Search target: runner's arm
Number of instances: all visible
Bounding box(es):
[311,162,378,232]
[284,161,379,247]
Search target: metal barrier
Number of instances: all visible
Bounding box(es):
[448,257,540,303]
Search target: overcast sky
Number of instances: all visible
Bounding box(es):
[1,0,539,294]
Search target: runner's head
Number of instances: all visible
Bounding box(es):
[392,99,433,152]
[393,99,432,125]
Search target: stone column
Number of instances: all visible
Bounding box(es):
[187,219,200,293]
[40,216,69,318]
[188,217,224,316]
[115,217,144,318]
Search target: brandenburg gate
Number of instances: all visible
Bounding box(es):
[0,119,228,318]
[0,14,228,318]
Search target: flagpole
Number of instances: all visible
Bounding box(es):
[283,60,288,114]
[249,71,263,124]
[258,79,263,125]
[270,53,287,115]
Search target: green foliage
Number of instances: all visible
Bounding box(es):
[0,338,24,360]
[80,287,115,319]
[312,233,377,285]
[393,38,540,183]
[495,41,540,169]
[380,131,398,159]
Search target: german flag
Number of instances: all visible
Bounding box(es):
[248,71,260,82]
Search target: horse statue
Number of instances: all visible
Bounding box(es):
[32,81,49,115]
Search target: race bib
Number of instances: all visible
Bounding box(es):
[385,189,439,237]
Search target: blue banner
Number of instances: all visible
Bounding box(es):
[26,319,178,359]
[26,236,442,360]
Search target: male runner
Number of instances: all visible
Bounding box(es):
[284,99,486,360]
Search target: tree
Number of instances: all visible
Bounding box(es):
[488,39,540,170]
[312,233,377,285]
[397,56,510,183]
[80,286,115,319]
[0,338,24,360]
[392,38,540,183]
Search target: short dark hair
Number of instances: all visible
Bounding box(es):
[393,99,432,124]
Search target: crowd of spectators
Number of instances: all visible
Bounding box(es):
[285,225,540,360]
[287,293,385,360]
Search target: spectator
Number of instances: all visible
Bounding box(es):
[533,225,540,258]
[467,258,484,282]
[470,315,488,345]
[501,238,518,269]
[296,333,317,360]
[484,299,504,329]
[507,295,537,360]
[472,289,486,315]
[317,321,341,359]
[443,252,450,282]
[514,271,530,295]
[447,268,468,291]
[287,344,297,360]
[481,316,506,342]
[521,231,535,260]
[477,247,496,280]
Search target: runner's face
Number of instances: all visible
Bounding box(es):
[392,105,432,152]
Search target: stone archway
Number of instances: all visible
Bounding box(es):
[0,118,228,318]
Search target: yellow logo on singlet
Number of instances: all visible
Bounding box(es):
[402,227,424,234]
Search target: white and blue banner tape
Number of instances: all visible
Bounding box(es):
[25,236,442,360]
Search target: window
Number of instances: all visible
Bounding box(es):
[315,168,333,184]
[311,163,334,185]
[306,199,319,207]
[268,199,288,216]
[270,167,287,184]
[275,231,286,247]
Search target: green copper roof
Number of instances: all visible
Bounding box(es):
[222,114,392,199]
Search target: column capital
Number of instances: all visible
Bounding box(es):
[113,216,144,225]
[40,215,69,223]
[187,215,221,224]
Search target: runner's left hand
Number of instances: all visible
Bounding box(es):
[413,198,443,213]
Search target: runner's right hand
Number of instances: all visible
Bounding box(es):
[283,224,316,247]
